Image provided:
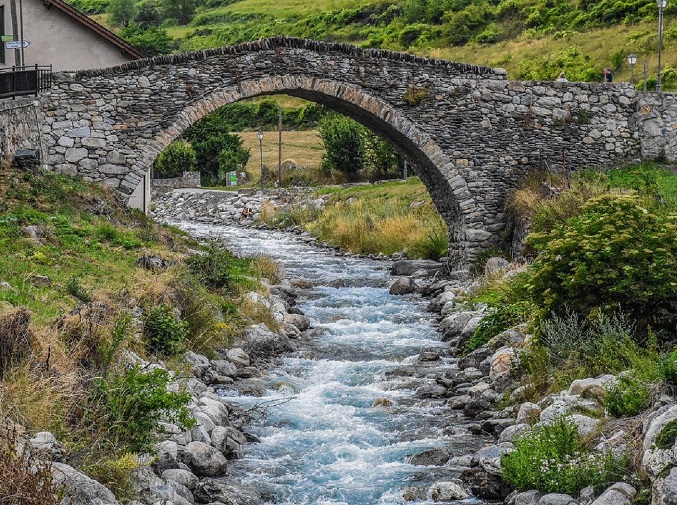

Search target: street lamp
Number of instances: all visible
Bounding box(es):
[257,130,264,193]
[657,0,668,91]
[628,53,637,86]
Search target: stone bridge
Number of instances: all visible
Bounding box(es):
[38,37,677,267]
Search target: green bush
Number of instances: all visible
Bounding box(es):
[319,113,366,181]
[91,364,195,453]
[526,194,677,337]
[501,416,626,494]
[604,371,652,417]
[186,246,250,291]
[144,304,188,356]
[153,140,196,179]
[66,276,92,303]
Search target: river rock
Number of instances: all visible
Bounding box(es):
[459,347,493,370]
[510,490,543,505]
[283,313,311,331]
[162,469,199,491]
[194,478,260,504]
[427,290,456,312]
[155,440,179,472]
[459,467,512,500]
[211,425,247,457]
[240,324,294,361]
[226,347,250,367]
[429,480,469,501]
[391,259,443,277]
[183,441,228,477]
[489,346,517,379]
[498,423,530,443]
[51,462,119,505]
[389,277,418,295]
[567,375,616,399]
[590,482,636,505]
[409,448,451,466]
[539,493,577,505]
[516,402,540,424]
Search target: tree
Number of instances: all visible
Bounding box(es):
[319,113,366,181]
[135,2,163,28]
[363,131,401,181]
[120,25,174,56]
[153,140,196,178]
[107,0,138,27]
[162,0,198,25]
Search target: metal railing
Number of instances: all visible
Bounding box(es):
[0,64,52,99]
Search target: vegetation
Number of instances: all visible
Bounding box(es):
[0,164,279,501]
[501,416,626,495]
[68,0,677,89]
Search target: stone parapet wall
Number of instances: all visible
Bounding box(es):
[0,98,43,164]
[151,171,201,192]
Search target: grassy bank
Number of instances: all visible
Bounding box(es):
[260,177,449,259]
[0,165,279,501]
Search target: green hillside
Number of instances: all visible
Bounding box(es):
[77,0,677,88]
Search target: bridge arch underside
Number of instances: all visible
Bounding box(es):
[145,77,484,268]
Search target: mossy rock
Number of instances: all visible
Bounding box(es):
[656,419,677,450]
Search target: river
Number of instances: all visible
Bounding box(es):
[174,222,488,505]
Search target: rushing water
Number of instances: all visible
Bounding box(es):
[174,222,488,505]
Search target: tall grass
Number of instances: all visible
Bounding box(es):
[308,198,448,258]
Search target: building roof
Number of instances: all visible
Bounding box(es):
[43,0,146,60]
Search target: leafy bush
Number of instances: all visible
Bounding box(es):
[526,195,677,336]
[186,246,249,291]
[501,416,626,494]
[153,140,196,179]
[66,276,92,303]
[144,304,189,356]
[605,371,652,417]
[91,364,195,453]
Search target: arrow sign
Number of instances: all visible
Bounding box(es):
[5,40,30,49]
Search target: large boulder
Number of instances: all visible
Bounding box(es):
[429,480,469,501]
[51,462,119,505]
[194,478,261,504]
[389,277,418,295]
[590,482,636,505]
[182,441,228,477]
[653,467,677,505]
[240,324,294,361]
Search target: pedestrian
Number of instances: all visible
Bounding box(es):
[557,72,568,82]
[241,206,252,221]
[603,68,613,82]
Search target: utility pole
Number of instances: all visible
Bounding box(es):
[278,109,282,186]
[9,0,20,66]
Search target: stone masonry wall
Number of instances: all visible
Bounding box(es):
[33,37,677,266]
[0,98,43,164]
[151,171,201,191]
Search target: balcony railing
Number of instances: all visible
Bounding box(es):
[0,65,52,99]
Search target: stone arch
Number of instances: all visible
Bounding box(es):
[142,75,478,266]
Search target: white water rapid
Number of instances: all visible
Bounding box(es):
[174,222,488,505]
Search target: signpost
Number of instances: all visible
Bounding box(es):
[4,40,29,49]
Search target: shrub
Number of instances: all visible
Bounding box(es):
[0,307,31,379]
[319,112,366,181]
[144,304,188,356]
[91,364,194,453]
[66,276,92,303]
[153,140,196,179]
[0,426,60,505]
[604,371,652,417]
[526,195,677,337]
[186,246,243,290]
[501,416,626,494]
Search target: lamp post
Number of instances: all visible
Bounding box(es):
[628,53,637,86]
[257,130,264,193]
[657,0,668,91]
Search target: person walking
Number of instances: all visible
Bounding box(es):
[603,68,613,82]
[557,72,568,82]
